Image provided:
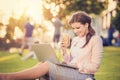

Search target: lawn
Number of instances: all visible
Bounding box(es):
[95,46,120,80]
[0,46,120,80]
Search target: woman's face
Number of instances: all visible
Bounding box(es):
[71,22,88,37]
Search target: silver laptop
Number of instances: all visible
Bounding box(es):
[32,43,77,69]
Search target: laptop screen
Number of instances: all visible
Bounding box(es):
[32,43,60,63]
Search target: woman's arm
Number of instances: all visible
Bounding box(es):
[60,34,71,63]
[77,36,103,73]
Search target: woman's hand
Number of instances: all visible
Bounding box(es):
[60,40,67,55]
[60,33,70,54]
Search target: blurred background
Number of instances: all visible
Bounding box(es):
[0,0,120,51]
[0,0,120,80]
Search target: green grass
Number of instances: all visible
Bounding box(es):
[0,51,38,73]
[95,46,120,80]
[0,47,120,80]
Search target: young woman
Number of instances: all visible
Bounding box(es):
[0,11,103,80]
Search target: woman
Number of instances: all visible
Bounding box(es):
[0,11,103,80]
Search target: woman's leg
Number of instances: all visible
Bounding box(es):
[0,61,49,80]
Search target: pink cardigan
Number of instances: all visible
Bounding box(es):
[63,35,103,74]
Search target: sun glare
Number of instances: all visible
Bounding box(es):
[0,0,44,39]
[0,0,43,24]
[0,0,56,42]
[14,26,23,40]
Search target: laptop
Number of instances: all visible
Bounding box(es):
[32,43,77,69]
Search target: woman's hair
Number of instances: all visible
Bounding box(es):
[68,11,95,48]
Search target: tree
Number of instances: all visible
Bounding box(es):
[112,12,120,33]
[0,22,3,27]
[43,0,108,20]
[112,1,120,33]
[5,14,28,40]
[5,17,18,40]
[111,1,120,46]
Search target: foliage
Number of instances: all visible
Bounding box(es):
[43,0,108,20]
[17,15,27,31]
[5,17,17,40]
[63,0,107,15]
[112,2,120,32]
[0,22,3,26]
[5,15,27,40]
[42,6,53,20]
[0,15,27,50]
[112,13,120,32]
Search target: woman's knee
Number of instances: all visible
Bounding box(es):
[44,61,49,67]
[36,61,49,71]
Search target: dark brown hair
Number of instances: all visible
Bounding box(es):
[68,11,95,48]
